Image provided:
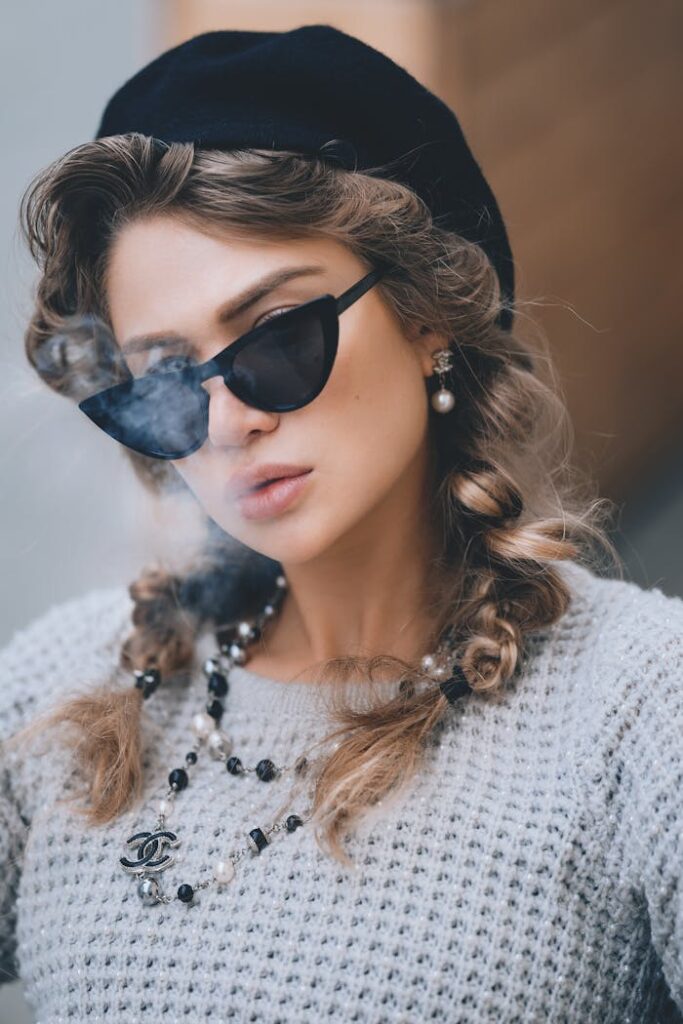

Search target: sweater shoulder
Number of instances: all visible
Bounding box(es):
[547,561,683,784]
[0,585,134,740]
[557,560,683,669]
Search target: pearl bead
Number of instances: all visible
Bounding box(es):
[431,388,455,413]
[228,643,247,664]
[429,664,448,680]
[138,877,160,906]
[276,574,287,588]
[203,657,220,676]
[158,798,174,817]
[237,621,252,639]
[421,654,436,672]
[263,604,275,618]
[207,730,231,759]
[214,858,236,884]
[191,711,215,740]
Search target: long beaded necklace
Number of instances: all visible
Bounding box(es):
[121,572,472,907]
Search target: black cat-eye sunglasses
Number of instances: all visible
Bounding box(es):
[77,264,389,460]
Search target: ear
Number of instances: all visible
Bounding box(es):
[408,323,453,378]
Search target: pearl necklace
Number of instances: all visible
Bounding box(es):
[122,572,472,907]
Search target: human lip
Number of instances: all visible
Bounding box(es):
[229,463,314,499]
[236,470,313,520]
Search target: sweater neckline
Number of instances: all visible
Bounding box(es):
[193,627,405,722]
[196,624,322,688]
[193,628,335,721]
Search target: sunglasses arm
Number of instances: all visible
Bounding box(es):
[335,264,390,315]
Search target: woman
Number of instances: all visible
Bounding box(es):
[1,25,681,1024]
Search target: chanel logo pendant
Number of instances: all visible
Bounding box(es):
[120,829,180,875]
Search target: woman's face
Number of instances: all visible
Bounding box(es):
[105,215,441,565]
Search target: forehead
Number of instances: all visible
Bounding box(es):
[106,215,351,290]
[104,216,361,353]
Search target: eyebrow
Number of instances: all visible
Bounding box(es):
[120,263,327,356]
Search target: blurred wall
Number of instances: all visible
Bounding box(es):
[0,2,159,1020]
[0,0,178,656]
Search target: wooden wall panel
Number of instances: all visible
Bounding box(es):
[162,0,683,501]
[446,0,683,494]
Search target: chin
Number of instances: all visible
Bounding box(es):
[245,516,341,565]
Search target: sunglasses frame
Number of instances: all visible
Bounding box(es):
[78,263,390,460]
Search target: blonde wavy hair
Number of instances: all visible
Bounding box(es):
[10,133,615,866]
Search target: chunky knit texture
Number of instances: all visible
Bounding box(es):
[1,561,682,1024]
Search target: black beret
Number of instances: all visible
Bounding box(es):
[95,24,514,331]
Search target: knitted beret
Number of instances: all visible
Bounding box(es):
[95,24,514,331]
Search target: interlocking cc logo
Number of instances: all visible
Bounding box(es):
[120,829,180,875]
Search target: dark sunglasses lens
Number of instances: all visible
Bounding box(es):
[76,299,336,458]
[80,370,207,459]
[231,303,330,409]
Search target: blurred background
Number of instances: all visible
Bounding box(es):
[1,1,681,1018]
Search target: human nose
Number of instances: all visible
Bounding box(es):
[202,375,278,446]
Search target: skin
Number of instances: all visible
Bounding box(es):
[105,215,452,683]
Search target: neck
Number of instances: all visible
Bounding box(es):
[255,445,450,676]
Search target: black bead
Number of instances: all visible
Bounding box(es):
[177,883,194,903]
[206,699,224,722]
[439,665,472,706]
[226,756,243,775]
[168,768,189,791]
[249,827,269,853]
[256,758,277,782]
[285,814,303,832]
[143,669,161,698]
[207,671,229,697]
[185,751,198,765]
[134,667,161,699]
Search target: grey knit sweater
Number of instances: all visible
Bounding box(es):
[1,561,682,1024]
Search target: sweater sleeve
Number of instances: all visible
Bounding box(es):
[0,754,27,987]
[603,586,683,1012]
[0,586,132,987]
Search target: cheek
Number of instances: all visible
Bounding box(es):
[169,458,197,490]
[170,455,248,542]
[169,457,219,515]
[314,330,431,494]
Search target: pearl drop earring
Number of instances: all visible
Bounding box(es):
[430,347,456,414]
